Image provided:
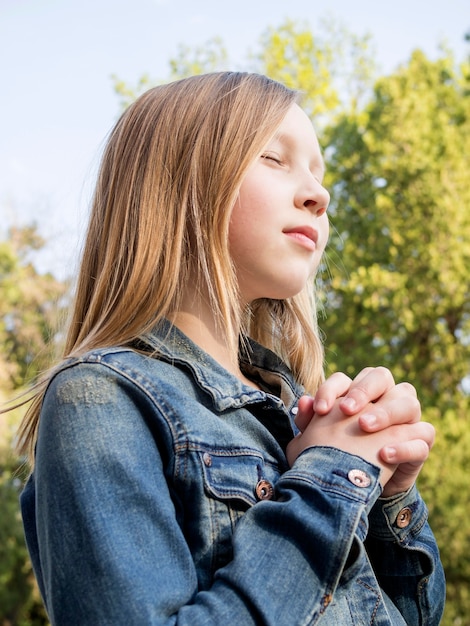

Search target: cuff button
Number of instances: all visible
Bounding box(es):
[396,507,412,528]
[348,469,371,488]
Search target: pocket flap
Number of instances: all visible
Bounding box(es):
[200,449,279,506]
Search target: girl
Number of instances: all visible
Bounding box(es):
[17,72,444,624]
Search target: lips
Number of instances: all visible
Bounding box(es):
[283,225,319,250]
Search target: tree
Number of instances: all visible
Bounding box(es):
[321,49,470,624]
[255,18,377,123]
[112,17,376,121]
[321,49,470,404]
[0,224,67,626]
[0,421,49,626]
[0,225,68,391]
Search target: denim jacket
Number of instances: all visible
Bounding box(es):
[21,322,445,625]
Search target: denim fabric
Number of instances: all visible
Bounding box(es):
[21,322,445,625]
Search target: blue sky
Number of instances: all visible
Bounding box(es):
[1,0,468,276]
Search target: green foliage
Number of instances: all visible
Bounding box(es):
[321,49,470,625]
[111,72,154,112]
[167,36,228,80]
[0,225,66,625]
[322,50,470,407]
[420,403,470,626]
[255,19,340,119]
[112,17,375,122]
[0,429,48,626]
[0,417,28,623]
[0,225,68,392]
[255,18,377,122]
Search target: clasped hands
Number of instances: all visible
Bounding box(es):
[286,367,435,497]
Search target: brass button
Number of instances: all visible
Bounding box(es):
[255,479,274,501]
[202,452,212,467]
[396,507,412,528]
[348,469,371,488]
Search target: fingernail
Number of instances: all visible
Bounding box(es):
[361,414,377,428]
[384,446,397,461]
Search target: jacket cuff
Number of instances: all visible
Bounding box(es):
[289,446,383,540]
[367,484,428,543]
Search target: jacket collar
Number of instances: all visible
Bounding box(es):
[141,320,303,413]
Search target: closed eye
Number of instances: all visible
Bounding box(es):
[261,153,283,165]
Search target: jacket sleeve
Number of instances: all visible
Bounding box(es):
[365,486,446,625]
[27,362,442,625]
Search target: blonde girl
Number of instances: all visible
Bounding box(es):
[17,72,444,625]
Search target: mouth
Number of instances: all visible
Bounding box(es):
[283,226,319,251]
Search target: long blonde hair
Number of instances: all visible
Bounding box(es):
[16,72,325,465]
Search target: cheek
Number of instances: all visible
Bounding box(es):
[228,190,267,253]
[228,219,257,265]
[228,201,248,264]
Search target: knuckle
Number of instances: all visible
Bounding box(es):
[375,366,395,384]
[413,423,435,449]
[395,395,421,421]
[336,372,352,384]
[408,396,422,417]
[396,381,418,398]
[327,372,351,387]
[418,439,431,459]
[424,422,436,445]
[354,367,375,380]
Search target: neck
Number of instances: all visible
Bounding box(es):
[170,292,259,390]
[172,309,235,370]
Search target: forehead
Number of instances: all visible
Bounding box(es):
[277,103,314,130]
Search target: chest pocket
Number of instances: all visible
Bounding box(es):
[200,448,280,507]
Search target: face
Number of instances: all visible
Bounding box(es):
[229,103,330,304]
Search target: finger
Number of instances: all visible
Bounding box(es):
[379,422,435,463]
[294,395,315,432]
[380,438,432,466]
[313,372,352,414]
[339,367,396,414]
[358,391,421,432]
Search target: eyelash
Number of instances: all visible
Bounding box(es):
[261,153,324,183]
[261,153,283,165]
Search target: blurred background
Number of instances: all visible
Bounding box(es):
[1,1,469,624]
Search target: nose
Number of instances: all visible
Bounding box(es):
[295,174,330,217]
